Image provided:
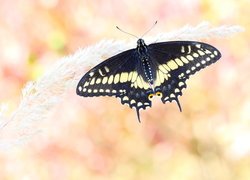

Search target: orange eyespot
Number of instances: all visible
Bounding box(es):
[148,94,154,100]
[156,92,162,97]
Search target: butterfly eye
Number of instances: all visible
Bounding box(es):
[148,94,154,100]
[156,92,162,97]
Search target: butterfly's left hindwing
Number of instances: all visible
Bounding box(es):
[148,41,221,110]
[76,49,153,122]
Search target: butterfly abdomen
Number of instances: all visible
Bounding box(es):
[137,39,156,85]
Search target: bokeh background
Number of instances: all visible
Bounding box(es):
[0,0,249,179]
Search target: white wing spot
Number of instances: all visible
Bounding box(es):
[175,88,180,93]
[187,55,194,61]
[104,66,110,73]
[195,44,201,48]
[187,46,191,54]
[98,69,105,76]
[130,99,136,104]
[178,82,185,87]
[181,46,185,53]
[89,72,94,77]
[196,63,201,67]
[205,50,212,54]
[193,53,199,58]
[137,102,143,107]
[78,86,82,91]
[170,94,175,98]
[123,96,129,101]
[198,50,205,56]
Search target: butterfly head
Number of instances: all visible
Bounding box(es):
[137,39,146,48]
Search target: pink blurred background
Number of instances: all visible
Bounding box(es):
[0,0,249,179]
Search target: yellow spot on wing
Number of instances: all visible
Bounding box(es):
[193,53,199,58]
[99,69,104,76]
[181,56,189,64]
[158,71,165,83]
[175,58,184,66]
[131,71,138,82]
[102,77,108,84]
[142,80,150,89]
[90,78,96,85]
[114,74,120,84]
[128,72,133,81]
[108,75,114,84]
[198,50,205,56]
[135,76,143,89]
[96,78,101,84]
[187,55,194,61]
[167,60,178,70]
[120,72,128,83]
[163,64,171,71]
[84,82,89,87]
[159,65,169,73]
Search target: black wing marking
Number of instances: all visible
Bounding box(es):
[148,41,221,110]
[76,49,154,122]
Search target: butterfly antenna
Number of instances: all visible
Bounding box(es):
[141,20,158,38]
[116,26,139,39]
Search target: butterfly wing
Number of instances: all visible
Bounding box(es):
[76,49,154,122]
[148,41,221,110]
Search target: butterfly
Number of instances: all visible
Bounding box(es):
[76,38,221,122]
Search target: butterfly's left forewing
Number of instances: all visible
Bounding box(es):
[76,49,153,122]
[148,41,221,110]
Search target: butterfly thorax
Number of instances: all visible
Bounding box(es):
[137,39,154,85]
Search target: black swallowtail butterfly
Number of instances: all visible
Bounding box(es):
[76,38,221,122]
